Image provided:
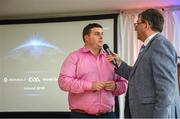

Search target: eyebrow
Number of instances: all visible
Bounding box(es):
[94,31,103,34]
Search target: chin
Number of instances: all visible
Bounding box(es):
[98,43,103,46]
[137,36,142,41]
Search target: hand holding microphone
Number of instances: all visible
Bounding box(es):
[103,44,122,68]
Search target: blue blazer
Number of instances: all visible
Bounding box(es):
[116,33,180,118]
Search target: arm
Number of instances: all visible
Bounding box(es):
[58,53,92,93]
[103,74,128,96]
[106,52,132,79]
[151,41,177,118]
[115,61,132,80]
[112,76,128,96]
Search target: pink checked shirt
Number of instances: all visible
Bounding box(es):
[58,46,127,114]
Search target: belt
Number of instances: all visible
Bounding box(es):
[71,109,112,116]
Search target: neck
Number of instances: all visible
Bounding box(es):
[147,30,156,37]
[92,48,101,56]
[142,30,156,42]
[85,45,101,56]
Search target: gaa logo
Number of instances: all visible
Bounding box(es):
[28,77,40,83]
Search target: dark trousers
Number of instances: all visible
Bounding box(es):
[124,91,132,118]
[70,111,116,118]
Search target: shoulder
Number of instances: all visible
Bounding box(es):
[65,48,82,62]
[150,34,177,60]
[151,34,176,54]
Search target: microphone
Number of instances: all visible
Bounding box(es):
[103,44,119,68]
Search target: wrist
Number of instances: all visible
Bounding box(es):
[114,83,117,90]
[117,60,122,66]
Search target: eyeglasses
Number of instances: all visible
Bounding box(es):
[134,22,144,27]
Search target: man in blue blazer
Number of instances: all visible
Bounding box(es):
[107,8,180,118]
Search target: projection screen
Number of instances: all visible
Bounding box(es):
[0,14,117,112]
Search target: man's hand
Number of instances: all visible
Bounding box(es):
[104,81,116,91]
[106,52,121,66]
[92,81,105,91]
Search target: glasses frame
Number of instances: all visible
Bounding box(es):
[134,22,144,27]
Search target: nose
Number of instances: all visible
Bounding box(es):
[100,36,104,40]
[99,34,103,39]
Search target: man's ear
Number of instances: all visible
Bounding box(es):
[146,21,152,28]
[84,35,89,42]
[145,21,152,29]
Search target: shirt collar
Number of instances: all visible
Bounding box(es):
[143,32,159,46]
[80,46,90,53]
[80,45,106,55]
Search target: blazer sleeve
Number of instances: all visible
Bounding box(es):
[151,39,178,118]
[115,61,132,80]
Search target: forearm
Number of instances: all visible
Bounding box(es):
[112,77,128,96]
[58,74,92,93]
[115,61,132,80]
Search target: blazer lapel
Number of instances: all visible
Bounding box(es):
[128,33,160,80]
[129,48,146,79]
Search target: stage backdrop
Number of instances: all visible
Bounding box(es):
[0,14,117,112]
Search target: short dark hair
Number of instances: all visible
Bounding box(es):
[139,8,164,32]
[82,23,103,42]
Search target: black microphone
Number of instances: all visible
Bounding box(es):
[103,44,119,68]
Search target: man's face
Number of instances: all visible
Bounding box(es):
[85,27,104,48]
[134,17,146,42]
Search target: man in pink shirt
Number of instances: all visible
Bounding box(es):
[58,23,127,118]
